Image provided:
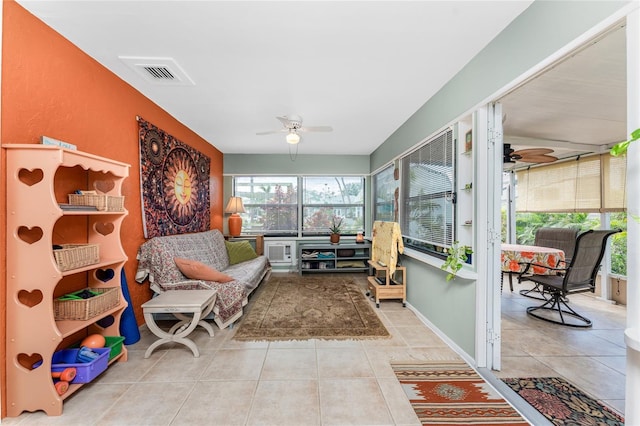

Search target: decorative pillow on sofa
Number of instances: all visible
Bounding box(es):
[225,240,258,265]
[174,257,234,282]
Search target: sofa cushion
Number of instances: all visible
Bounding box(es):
[224,256,271,293]
[174,257,234,283]
[225,240,258,265]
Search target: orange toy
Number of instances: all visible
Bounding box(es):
[52,367,76,382]
[52,367,76,396]
[54,381,69,396]
[80,334,105,348]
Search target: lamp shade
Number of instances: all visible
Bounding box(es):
[286,132,300,145]
[225,196,245,214]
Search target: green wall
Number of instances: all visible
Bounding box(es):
[403,256,476,356]
[224,154,370,175]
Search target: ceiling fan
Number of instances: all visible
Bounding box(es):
[256,115,333,144]
[503,144,558,164]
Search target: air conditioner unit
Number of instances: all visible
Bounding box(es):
[265,242,294,264]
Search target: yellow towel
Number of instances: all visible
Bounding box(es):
[371,221,404,276]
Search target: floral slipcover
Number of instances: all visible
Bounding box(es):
[136,230,270,329]
[501,243,565,275]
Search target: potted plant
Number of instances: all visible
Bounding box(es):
[440,241,473,282]
[329,216,343,244]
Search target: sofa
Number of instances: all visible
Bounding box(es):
[135,229,271,329]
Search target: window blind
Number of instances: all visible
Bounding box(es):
[516,153,626,213]
[401,129,454,247]
[373,165,395,222]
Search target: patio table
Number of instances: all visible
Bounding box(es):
[500,244,565,292]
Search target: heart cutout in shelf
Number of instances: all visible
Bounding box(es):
[18,289,43,307]
[18,168,44,186]
[18,353,43,371]
[94,180,115,194]
[95,222,115,236]
[18,226,43,244]
[96,268,115,282]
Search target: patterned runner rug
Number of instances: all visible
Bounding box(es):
[233,274,390,341]
[392,360,528,425]
[501,377,624,425]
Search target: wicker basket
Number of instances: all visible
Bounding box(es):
[53,244,100,271]
[68,193,125,212]
[54,287,119,321]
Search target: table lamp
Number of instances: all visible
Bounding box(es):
[225,196,245,237]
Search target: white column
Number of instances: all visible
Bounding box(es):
[625,6,640,425]
[599,212,611,301]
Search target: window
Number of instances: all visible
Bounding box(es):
[373,164,396,222]
[400,129,455,253]
[233,176,298,236]
[232,175,365,237]
[302,177,365,236]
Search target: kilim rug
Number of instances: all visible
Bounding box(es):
[502,377,624,425]
[392,361,528,425]
[232,274,390,341]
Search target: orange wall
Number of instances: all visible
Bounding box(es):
[1,1,224,410]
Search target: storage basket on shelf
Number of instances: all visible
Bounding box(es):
[68,193,125,212]
[54,287,119,321]
[53,244,100,271]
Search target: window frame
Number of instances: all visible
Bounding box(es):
[372,164,396,223]
[399,128,456,256]
[231,175,366,238]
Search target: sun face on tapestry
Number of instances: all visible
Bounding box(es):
[138,117,210,238]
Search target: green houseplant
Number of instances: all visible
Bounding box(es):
[610,128,640,157]
[329,216,343,244]
[611,128,640,224]
[440,241,473,282]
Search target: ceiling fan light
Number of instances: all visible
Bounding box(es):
[286,132,300,144]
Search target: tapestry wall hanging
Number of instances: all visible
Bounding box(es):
[138,117,210,238]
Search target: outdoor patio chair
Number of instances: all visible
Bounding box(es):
[517,227,579,299]
[525,229,620,327]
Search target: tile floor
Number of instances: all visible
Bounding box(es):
[3,273,627,425]
[496,276,627,416]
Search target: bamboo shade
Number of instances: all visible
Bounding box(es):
[516,153,626,213]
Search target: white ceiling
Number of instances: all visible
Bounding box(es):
[500,22,627,169]
[16,0,536,155]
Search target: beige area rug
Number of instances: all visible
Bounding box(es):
[232,274,390,341]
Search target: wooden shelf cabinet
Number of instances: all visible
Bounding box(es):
[4,145,129,416]
[367,260,406,308]
[298,242,371,274]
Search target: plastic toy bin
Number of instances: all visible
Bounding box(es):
[104,336,125,360]
[51,347,110,384]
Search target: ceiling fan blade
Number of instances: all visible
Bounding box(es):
[299,126,333,133]
[513,148,554,156]
[519,154,558,163]
[276,116,293,126]
[256,129,286,136]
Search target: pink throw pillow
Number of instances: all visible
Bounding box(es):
[174,257,234,283]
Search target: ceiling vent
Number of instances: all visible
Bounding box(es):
[118,56,195,86]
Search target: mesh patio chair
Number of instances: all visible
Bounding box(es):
[525,229,620,327]
[516,227,579,299]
